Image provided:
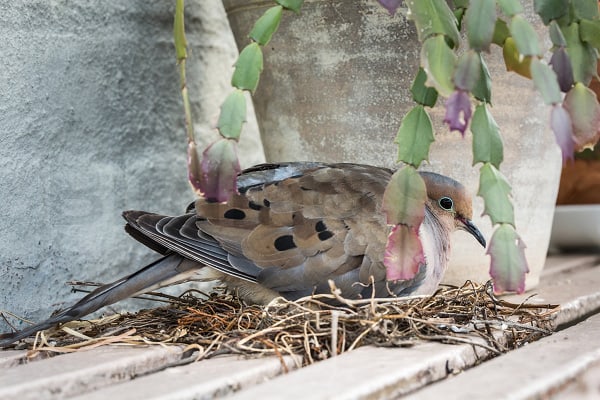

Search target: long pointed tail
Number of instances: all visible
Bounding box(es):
[0,253,199,347]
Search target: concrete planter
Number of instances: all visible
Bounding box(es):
[0,0,263,330]
[223,0,561,291]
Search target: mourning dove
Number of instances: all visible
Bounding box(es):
[0,162,485,346]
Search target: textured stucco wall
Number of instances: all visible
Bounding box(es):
[0,0,263,331]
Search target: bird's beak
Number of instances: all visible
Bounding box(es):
[459,217,487,248]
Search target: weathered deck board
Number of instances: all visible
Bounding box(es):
[69,354,301,400]
[507,255,600,327]
[220,255,600,400]
[403,313,600,400]
[1,254,599,399]
[223,339,493,400]
[552,357,600,399]
[0,345,184,400]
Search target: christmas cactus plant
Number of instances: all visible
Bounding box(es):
[175,0,600,294]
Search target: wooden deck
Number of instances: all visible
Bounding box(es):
[2,254,600,399]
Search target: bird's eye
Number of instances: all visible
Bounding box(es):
[439,197,454,211]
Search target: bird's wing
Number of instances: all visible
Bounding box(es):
[200,163,397,298]
[125,162,397,299]
[123,211,260,281]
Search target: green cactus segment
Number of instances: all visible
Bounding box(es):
[487,224,529,294]
[563,83,600,150]
[465,0,497,52]
[478,163,515,226]
[232,43,264,93]
[497,0,523,17]
[382,166,427,228]
[580,19,600,51]
[217,90,247,140]
[471,104,503,169]
[562,23,597,85]
[405,0,460,49]
[411,68,438,107]
[454,51,481,92]
[276,0,304,13]
[502,37,532,78]
[250,6,283,46]
[509,15,541,56]
[548,21,567,47]
[420,35,457,97]
[533,0,569,25]
[492,19,510,46]
[395,105,435,167]
[472,54,492,103]
[530,58,562,105]
[572,0,599,20]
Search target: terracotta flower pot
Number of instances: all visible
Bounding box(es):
[223,0,562,291]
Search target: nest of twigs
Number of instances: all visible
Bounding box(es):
[16,281,558,365]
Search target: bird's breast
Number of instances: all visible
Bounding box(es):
[412,220,452,295]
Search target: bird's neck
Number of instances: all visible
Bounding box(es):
[415,206,453,294]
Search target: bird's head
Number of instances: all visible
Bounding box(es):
[419,172,486,248]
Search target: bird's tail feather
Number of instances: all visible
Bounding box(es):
[0,253,197,347]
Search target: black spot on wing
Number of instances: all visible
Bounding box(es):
[318,230,334,241]
[274,235,296,251]
[224,209,246,220]
[248,201,262,211]
[315,220,327,232]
